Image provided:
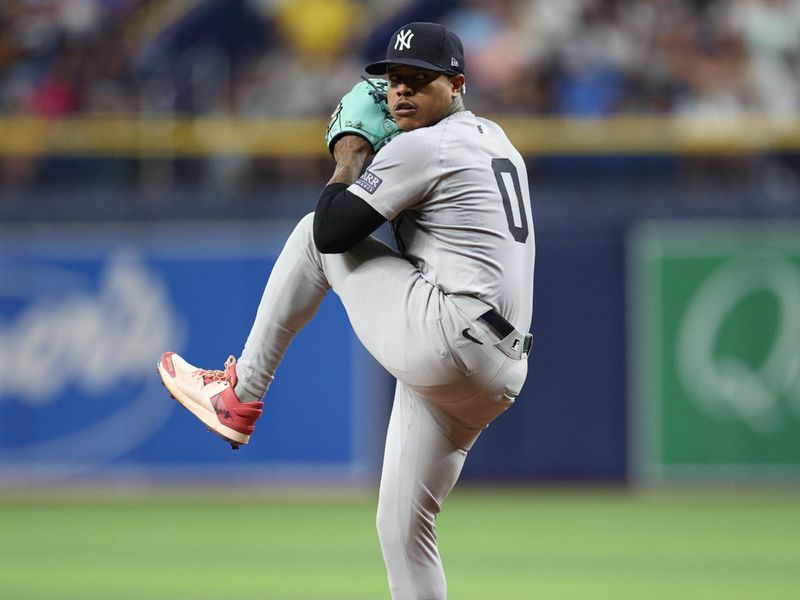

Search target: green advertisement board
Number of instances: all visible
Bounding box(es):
[630,221,800,481]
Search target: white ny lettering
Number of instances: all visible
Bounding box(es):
[394,29,414,51]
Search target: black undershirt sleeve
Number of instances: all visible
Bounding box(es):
[313,183,387,254]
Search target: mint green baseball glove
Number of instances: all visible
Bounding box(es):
[325,78,401,155]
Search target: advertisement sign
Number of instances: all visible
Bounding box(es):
[0,222,366,486]
[630,221,800,481]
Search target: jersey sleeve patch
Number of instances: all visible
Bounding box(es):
[354,170,383,194]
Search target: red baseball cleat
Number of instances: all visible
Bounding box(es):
[157,352,263,449]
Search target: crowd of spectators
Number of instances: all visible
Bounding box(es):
[451,0,800,117]
[0,0,799,188]
[1,0,799,119]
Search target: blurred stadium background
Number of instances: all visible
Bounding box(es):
[1,0,799,598]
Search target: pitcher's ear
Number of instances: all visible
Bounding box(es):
[451,74,466,96]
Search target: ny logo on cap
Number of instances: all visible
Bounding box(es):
[394,29,414,51]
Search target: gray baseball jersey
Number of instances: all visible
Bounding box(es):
[160,22,536,600]
[348,110,535,334]
[233,109,535,600]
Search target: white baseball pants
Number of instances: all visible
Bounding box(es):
[237,214,528,599]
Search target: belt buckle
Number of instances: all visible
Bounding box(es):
[509,333,533,356]
[522,333,532,355]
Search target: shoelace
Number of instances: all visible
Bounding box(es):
[194,355,236,384]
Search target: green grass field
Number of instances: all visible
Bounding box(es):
[1,487,798,599]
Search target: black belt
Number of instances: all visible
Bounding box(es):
[478,309,532,354]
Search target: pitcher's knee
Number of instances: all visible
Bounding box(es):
[296,212,315,238]
[376,505,401,552]
[377,495,439,551]
[285,212,316,245]
[377,504,446,597]
[284,212,322,263]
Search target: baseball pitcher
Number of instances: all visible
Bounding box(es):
[158,22,535,600]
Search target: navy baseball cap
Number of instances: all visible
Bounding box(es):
[365,22,465,76]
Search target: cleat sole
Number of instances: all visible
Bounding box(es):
[207,427,240,449]
[156,362,250,448]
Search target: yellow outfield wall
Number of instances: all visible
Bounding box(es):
[1,115,799,157]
